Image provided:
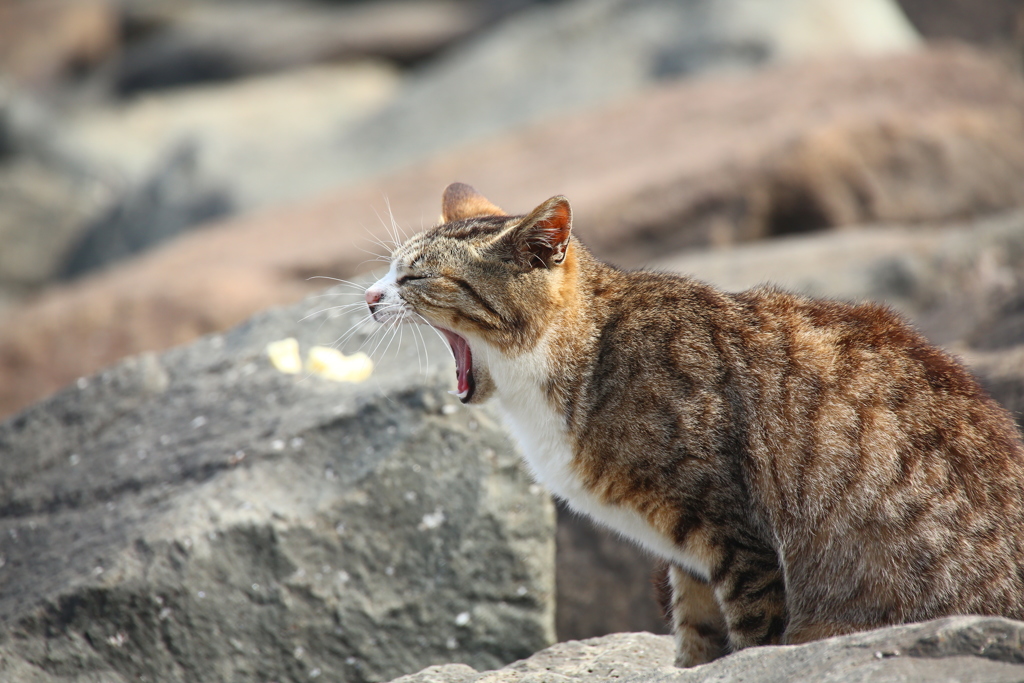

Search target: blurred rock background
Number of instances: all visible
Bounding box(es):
[2,0,1024,680]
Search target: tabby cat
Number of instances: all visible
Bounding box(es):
[364,183,1024,666]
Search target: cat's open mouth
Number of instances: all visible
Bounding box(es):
[437,327,475,403]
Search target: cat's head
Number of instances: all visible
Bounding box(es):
[365,183,576,404]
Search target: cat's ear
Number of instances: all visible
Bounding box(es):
[441,182,507,222]
[497,195,572,269]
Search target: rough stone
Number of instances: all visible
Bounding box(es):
[556,504,667,640]
[111,0,485,94]
[962,345,1024,422]
[66,61,402,210]
[0,86,110,309]
[0,0,119,91]
[386,617,1024,682]
[0,157,99,300]
[0,288,556,682]
[59,140,233,279]
[896,0,1024,54]
[332,0,920,182]
[652,209,1024,348]
[1,46,1022,418]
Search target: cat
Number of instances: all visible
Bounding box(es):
[364,183,1024,667]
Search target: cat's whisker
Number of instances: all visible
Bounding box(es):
[354,240,394,264]
[410,319,429,376]
[298,301,372,323]
[361,234,394,254]
[370,205,401,253]
[306,276,377,289]
[412,312,456,363]
[303,294,365,307]
[383,195,408,244]
[329,310,384,352]
[365,315,401,360]
[378,316,403,364]
[310,299,377,338]
[369,216,398,249]
[356,256,393,269]
[397,320,410,371]
[307,290,365,299]
[336,304,405,354]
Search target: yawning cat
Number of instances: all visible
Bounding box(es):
[365,183,1024,666]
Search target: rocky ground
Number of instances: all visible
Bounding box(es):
[3,0,1024,681]
[389,617,1024,683]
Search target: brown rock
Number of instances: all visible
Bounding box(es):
[2,46,1024,418]
[0,0,119,90]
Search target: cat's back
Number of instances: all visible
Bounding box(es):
[596,271,1024,476]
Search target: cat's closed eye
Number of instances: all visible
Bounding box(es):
[397,274,431,284]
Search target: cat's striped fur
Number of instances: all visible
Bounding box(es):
[365,183,1024,666]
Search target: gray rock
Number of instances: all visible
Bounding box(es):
[112,0,484,94]
[0,288,555,682]
[0,156,98,300]
[0,86,108,306]
[58,140,232,280]
[332,0,919,182]
[556,504,668,640]
[388,617,1024,682]
[652,209,1024,347]
[896,0,1024,50]
[65,61,403,211]
[960,345,1024,422]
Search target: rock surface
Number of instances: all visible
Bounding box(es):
[0,291,555,682]
[66,61,402,211]
[0,86,112,311]
[111,0,483,94]
[897,0,1024,53]
[556,504,667,640]
[0,0,119,90]
[59,140,233,280]
[388,617,1024,682]
[64,0,918,214]
[333,0,920,182]
[2,46,1021,418]
[653,209,1024,347]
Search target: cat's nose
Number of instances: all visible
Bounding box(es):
[365,287,383,313]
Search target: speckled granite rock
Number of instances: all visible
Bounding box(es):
[0,289,555,682]
[388,617,1024,683]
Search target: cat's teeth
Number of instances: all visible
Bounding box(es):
[449,389,469,400]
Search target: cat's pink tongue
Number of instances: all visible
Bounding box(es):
[439,328,473,401]
[455,341,471,395]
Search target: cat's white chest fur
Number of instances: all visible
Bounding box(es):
[479,336,712,581]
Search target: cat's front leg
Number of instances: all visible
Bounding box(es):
[668,565,729,667]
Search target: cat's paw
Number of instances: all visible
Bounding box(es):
[673,624,729,668]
